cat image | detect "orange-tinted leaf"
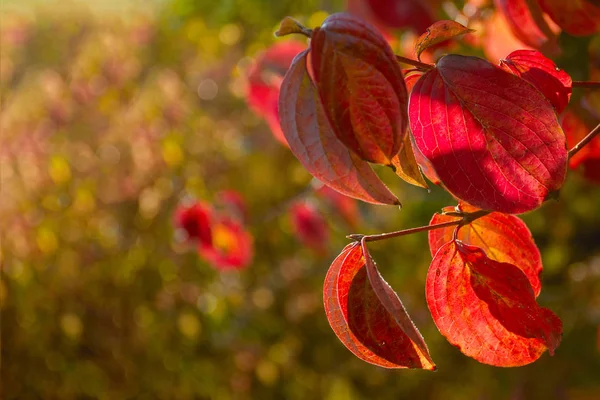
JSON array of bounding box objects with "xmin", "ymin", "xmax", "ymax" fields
[
  {"xmin": 482, "ymin": 10, "xmax": 534, "ymax": 63},
  {"xmin": 538, "ymin": 0, "xmax": 600, "ymax": 36},
  {"xmin": 409, "ymin": 54, "xmax": 567, "ymax": 214},
  {"xmin": 415, "ymin": 20, "xmax": 473, "ymax": 61},
  {"xmin": 493, "ymin": 0, "xmax": 559, "ymax": 51},
  {"xmin": 310, "ymin": 13, "xmax": 408, "ymax": 165},
  {"xmin": 324, "ymin": 242, "xmax": 435, "ymax": 369},
  {"xmin": 198, "ymin": 216, "xmax": 253, "ymax": 271},
  {"xmin": 390, "ymin": 133, "xmax": 428, "ymax": 189},
  {"xmin": 429, "ymin": 205, "xmax": 543, "ymax": 296},
  {"xmin": 404, "ymin": 70, "xmax": 423, "ymax": 93},
  {"xmin": 279, "ymin": 50, "xmax": 400, "ymax": 205},
  {"xmin": 290, "ymin": 202, "xmax": 329, "ymax": 254},
  {"xmin": 500, "ymin": 50, "xmax": 572, "ymax": 113},
  {"xmin": 427, "ymin": 241, "xmax": 562, "ymax": 367},
  {"xmin": 562, "ymin": 111, "xmax": 600, "ymax": 184},
  {"xmin": 246, "ymin": 41, "xmax": 306, "ymax": 146}
]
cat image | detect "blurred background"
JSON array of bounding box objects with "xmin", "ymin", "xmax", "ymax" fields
[{"xmin": 1, "ymin": 0, "xmax": 600, "ymax": 399}]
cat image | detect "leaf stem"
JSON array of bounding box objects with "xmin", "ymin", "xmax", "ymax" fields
[
  {"xmin": 347, "ymin": 220, "xmax": 461, "ymax": 243},
  {"xmin": 568, "ymin": 123, "xmax": 600, "ymax": 159},
  {"xmin": 395, "ymin": 55, "xmax": 434, "ymax": 71},
  {"xmin": 572, "ymin": 81, "xmax": 600, "ymax": 89}
]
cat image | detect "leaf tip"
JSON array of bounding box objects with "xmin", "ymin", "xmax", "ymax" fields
[{"xmin": 275, "ymin": 17, "xmax": 312, "ymax": 38}]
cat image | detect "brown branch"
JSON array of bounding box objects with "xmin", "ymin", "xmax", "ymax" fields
[
  {"xmin": 568, "ymin": 123, "xmax": 600, "ymax": 159},
  {"xmin": 572, "ymin": 81, "xmax": 600, "ymax": 89},
  {"xmin": 395, "ymin": 55, "xmax": 434, "ymax": 71}
]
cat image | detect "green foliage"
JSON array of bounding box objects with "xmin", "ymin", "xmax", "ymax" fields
[{"xmin": 1, "ymin": 0, "xmax": 600, "ymax": 399}]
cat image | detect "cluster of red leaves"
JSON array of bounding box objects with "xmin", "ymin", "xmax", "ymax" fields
[
  {"xmin": 268, "ymin": 8, "xmax": 598, "ymax": 370},
  {"xmin": 175, "ymin": 192, "xmax": 253, "ymax": 270}
]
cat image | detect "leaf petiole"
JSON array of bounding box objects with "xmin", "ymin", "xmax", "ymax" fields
[
  {"xmin": 571, "ymin": 81, "xmax": 600, "ymax": 89},
  {"xmin": 568, "ymin": 123, "xmax": 600, "ymax": 159},
  {"xmin": 395, "ymin": 55, "xmax": 434, "ymax": 71}
]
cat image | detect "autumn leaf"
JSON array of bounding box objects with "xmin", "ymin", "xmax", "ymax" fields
[
  {"xmin": 246, "ymin": 41, "xmax": 306, "ymax": 146},
  {"xmin": 175, "ymin": 202, "xmax": 213, "ymax": 246},
  {"xmin": 310, "ymin": 12, "xmax": 408, "ymax": 165},
  {"xmin": 428, "ymin": 204, "xmax": 543, "ymax": 296},
  {"xmin": 279, "ymin": 49, "xmax": 400, "ymax": 205},
  {"xmin": 390, "ymin": 133, "xmax": 429, "ymax": 189},
  {"xmin": 493, "ymin": 0, "xmax": 559, "ymax": 52},
  {"xmin": 415, "ymin": 20, "xmax": 473, "ymax": 61},
  {"xmin": 500, "ymin": 50, "xmax": 572, "ymax": 113},
  {"xmin": 538, "ymin": 0, "xmax": 600, "ymax": 36},
  {"xmin": 427, "ymin": 241, "xmax": 562, "ymax": 367},
  {"xmin": 198, "ymin": 216, "xmax": 253, "ymax": 271},
  {"xmin": 324, "ymin": 242, "xmax": 436, "ymax": 369},
  {"xmin": 562, "ymin": 111, "xmax": 600, "ymax": 184},
  {"xmin": 289, "ymin": 202, "xmax": 329, "ymax": 254},
  {"xmin": 409, "ymin": 54, "xmax": 567, "ymax": 214}
]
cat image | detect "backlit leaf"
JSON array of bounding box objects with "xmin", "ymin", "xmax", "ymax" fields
[
  {"xmin": 500, "ymin": 50, "xmax": 572, "ymax": 113},
  {"xmin": 310, "ymin": 12, "xmax": 408, "ymax": 165},
  {"xmin": 428, "ymin": 204, "xmax": 543, "ymax": 296},
  {"xmin": 415, "ymin": 20, "xmax": 473, "ymax": 61},
  {"xmin": 427, "ymin": 241, "xmax": 562, "ymax": 367},
  {"xmin": 279, "ymin": 50, "xmax": 400, "ymax": 205},
  {"xmin": 538, "ymin": 0, "xmax": 600, "ymax": 36},
  {"xmin": 409, "ymin": 54, "xmax": 567, "ymax": 214},
  {"xmin": 324, "ymin": 242, "xmax": 436, "ymax": 369},
  {"xmin": 493, "ymin": 0, "xmax": 559, "ymax": 51},
  {"xmin": 390, "ymin": 133, "xmax": 428, "ymax": 189}
]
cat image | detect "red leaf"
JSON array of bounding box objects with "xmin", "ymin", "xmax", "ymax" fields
[
  {"xmin": 279, "ymin": 50, "xmax": 400, "ymax": 205},
  {"xmin": 428, "ymin": 204, "xmax": 543, "ymax": 296},
  {"xmin": 409, "ymin": 54, "xmax": 567, "ymax": 214},
  {"xmin": 538, "ymin": 0, "xmax": 600, "ymax": 36},
  {"xmin": 290, "ymin": 202, "xmax": 329, "ymax": 254},
  {"xmin": 500, "ymin": 50, "xmax": 572, "ymax": 113},
  {"xmin": 246, "ymin": 41, "xmax": 307, "ymax": 146},
  {"xmin": 175, "ymin": 202, "xmax": 213, "ymax": 246},
  {"xmin": 427, "ymin": 241, "xmax": 562, "ymax": 367},
  {"xmin": 364, "ymin": 0, "xmax": 435, "ymax": 33},
  {"xmin": 324, "ymin": 242, "xmax": 436, "ymax": 369},
  {"xmin": 493, "ymin": 0, "xmax": 559, "ymax": 51},
  {"xmin": 198, "ymin": 216, "xmax": 253, "ymax": 271},
  {"xmin": 562, "ymin": 111, "xmax": 600, "ymax": 184},
  {"xmin": 310, "ymin": 13, "xmax": 408, "ymax": 165},
  {"xmin": 415, "ymin": 20, "xmax": 474, "ymax": 61},
  {"xmin": 317, "ymin": 185, "xmax": 360, "ymax": 229}
]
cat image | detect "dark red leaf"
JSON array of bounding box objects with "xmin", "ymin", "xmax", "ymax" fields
[
  {"xmin": 364, "ymin": 0, "xmax": 435, "ymax": 33},
  {"xmin": 290, "ymin": 202, "xmax": 329, "ymax": 254},
  {"xmin": 429, "ymin": 204, "xmax": 543, "ymax": 296},
  {"xmin": 493, "ymin": 0, "xmax": 559, "ymax": 51},
  {"xmin": 324, "ymin": 242, "xmax": 436, "ymax": 369},
  {"xmin": 279, "ymin": 49, "xmax": 400, "ymax": 205},
  {"xmin": 538, "ymin": 0, "xmax": 600, "ymax": 36},
  {"xmin": 310, "ymin": 13, "xmax": 408, "ymax": 165},
  {"xmin": 409, "ymin": 54, "xmax": 567, "ymax": 214},
  {"xmin": 415, "ymin": 20, "xmax": 473, "ymax": 61},
  {"xmin": 427, "ymin": 241, "xmax": 562, "ymax": 367},
  {"xmin": 500, "ymin": 50, "xmax": 572, "ymax": 113},
  {"xmin": 175, "ymin": 202, "xmax": 213, "ymax": 246}
]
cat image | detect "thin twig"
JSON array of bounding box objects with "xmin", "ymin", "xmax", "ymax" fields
[
  {"xmin": 568, "ymin": 123, "xmax": 600, "ymax": 159},
  {"xmin": 572, "ymin": 81, "xmax": 600, "ymax": 89},
  {"xmin": 347, "ymin": 220, "xmax": 462, "ymax": 243},
  {"xmin": 395, "ymin": 55, "xmax": 434, "ymax": 71}
]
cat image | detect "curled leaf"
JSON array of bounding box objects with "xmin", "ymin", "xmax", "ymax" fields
[
  {"xmin": 390, "ymin": 132, "xmax": 428, "ymax": 189},
  {"xmin": 409, "ymin": 54, "xmax": 567, "ymax": 214},
  {"xmin": 275, "ymin": 17, "xmax": 313, "ymax": 38},
  {"xmin": 500, "ymin": 50, "xmax": 572, "ymax": 113},
  {"xmin": 427, "ymin": 241, "xmax": 562, "ymax": 367},
  {"xmin": 324, "ymin": 242, "xmax": 435, "ymax": 369},
  {"xmin": 415, "ymin": 20, "xmax": 473, "ymax": 61},
  {"xmin": 279, "ymin": 50, "xmax": 400, "ymax": 205},
  {"xmin": 429, "ymin": 204, "xmax": 543, "ymax": 296},
  {"xmin": 310, "ymin": 12, "xmax": 408, "ymax": 165}
]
